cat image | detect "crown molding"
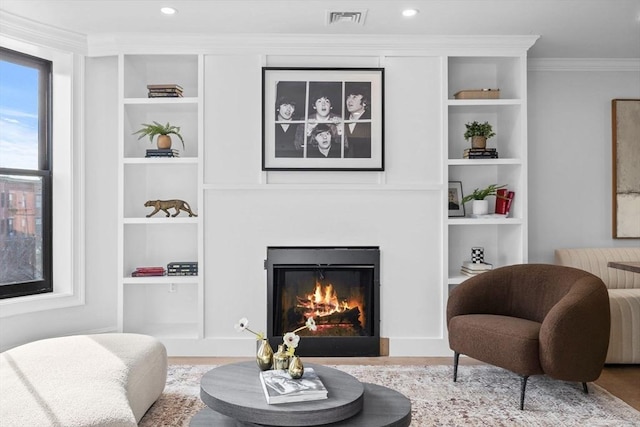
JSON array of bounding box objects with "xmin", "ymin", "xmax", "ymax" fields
[
  {"xmin": 87, "ymin": 33, "xmax": 540, "ymax": 57},
  {"xmin": 1, "ymin": 16, "xmax": 634, "ymax": 72},
  {"xmin": 529, "ymin": 58, "xmax": 640, "ymax": 72},
  {"xmin": 0, "ymin": 11, "xmax": 87, "ymax": 54}
]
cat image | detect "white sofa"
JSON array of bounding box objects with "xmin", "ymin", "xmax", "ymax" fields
[
  {"xmin": 0, "ymin": 333, "xmax": 167, "ymax": 426},
  {"xmin": 555, "ymin": 247, "xmax": 640, "ymax": 364}
]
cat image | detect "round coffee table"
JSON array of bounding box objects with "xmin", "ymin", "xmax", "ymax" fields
[{"xmin": 190, "ymin": 361, "xmax": 411, "ymax": 427}]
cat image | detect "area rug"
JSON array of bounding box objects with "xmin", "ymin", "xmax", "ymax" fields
[{"xmin": 139, "ymin": 364, "xmax": 639, "ymax": 426}]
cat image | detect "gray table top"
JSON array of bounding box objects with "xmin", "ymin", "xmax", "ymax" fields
[
  {"xmin": 199, "ymin": 361, "xmax": 365, "ymax": 426},
  {"xmin": 192, "ymin": 382, "xmax": 411, "ymax": 427},
  {"xmin": 608, "ymin": 261, "xmax": 640, "ymax": 274}
]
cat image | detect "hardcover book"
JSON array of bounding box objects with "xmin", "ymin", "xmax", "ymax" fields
[
  {"xmin": 460, "ymin": 269, "xmax": 487, "ymax": 277},
  {"xmin": 167, "ymin": 262, "xmax": 198, "ymax": 268},
  {"xmin": 462, "ymin": 261, "xmax": 493, "ymax": 271},
  {"xmin": 147, "ymin": 84, "xmax": 184, "ymax": 91},
  {"xmin": 259, "ymin": 368, "xmax": 328, "ymax": 404},
  {"xmin": 146, "ymin": 149, "xmax": 180, "ymax": 158},
  {"xmin": 131, "ymin": 266, "xmax": 166, "ymax": 277},
  {"xmin": 148, "ymin": 92, "xmax": 183, "ymax": 98}
]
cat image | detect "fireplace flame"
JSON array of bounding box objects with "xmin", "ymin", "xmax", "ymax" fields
[{"xmin": 296, "ymin": 281, "xmax": 361, "ymax": 324}]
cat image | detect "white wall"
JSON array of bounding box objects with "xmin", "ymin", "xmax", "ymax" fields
[
  {"xmin": 0, "ymin": 56, "xmax": 119, "ymax": 351},
  {"xmin": 201, "ymin": 54, "xmax": 447, "ymax": 356},
  {"xmin": 528, "ymin": 60, "xmax": 640, "ymax": 263}
]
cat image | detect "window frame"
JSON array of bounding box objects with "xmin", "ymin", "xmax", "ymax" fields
[
  {"xmin": 0, "ymin": 46, "xmax": 53, "ymax": 299},
  {"xmin": 0, "ymin": 32, "xmax": 85, "ymax": 318}
]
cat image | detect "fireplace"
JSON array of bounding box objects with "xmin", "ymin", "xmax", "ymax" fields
[{"xmin": 265, "ymin": 247, "xmax": 380, "ymax": 357}]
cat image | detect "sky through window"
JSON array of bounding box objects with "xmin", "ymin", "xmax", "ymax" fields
[{"xmin": 0, "ymin": 60, "xmax": 39, "ymax": 170}]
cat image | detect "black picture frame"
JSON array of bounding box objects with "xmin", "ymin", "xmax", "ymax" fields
[
  {"xmin": 448, "ymin": 181, "xmax": 465, "ymax": 217},
  {"xmin": 262, "ymin": 67, "xmax": 384, "ymax": 171}
]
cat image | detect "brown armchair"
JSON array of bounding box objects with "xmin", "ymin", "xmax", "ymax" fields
[{"xmin": 447, "ymin": 264, "xmax": 610, "ymax": 410}]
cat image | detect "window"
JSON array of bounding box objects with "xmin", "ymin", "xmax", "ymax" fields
[{"xmin": 0, "ymin": 47, "xmax": 52, "ymax": 299}]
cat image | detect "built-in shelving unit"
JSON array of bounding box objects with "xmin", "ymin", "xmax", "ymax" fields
[
  {"xmin": 446, "ymin": 55, "xmax": 529, "ymax": 288},
  {"xmin": 111, "ymin": 38, "xmax": 534, "ymax": 357},
  {"xmin": 117, "ymin": 54, "xmax": 204, "ymax": 347}
]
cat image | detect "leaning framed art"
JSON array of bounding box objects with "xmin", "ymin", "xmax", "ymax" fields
[
  {"xmin": 448, "ymin": 181, "xmax": 465, "ymax": 217},
  {"xmin": 262, "ymin": 67, "xmax": 384, "ymax": 171},
  {"xmin": 612, "ymin": 99, "xmax": 640, "ymax": 238}
]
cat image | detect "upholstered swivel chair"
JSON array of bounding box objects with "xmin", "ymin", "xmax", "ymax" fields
[{"xmin": 447, "ymin": 264, "xmax": 610, "ymax": 410}]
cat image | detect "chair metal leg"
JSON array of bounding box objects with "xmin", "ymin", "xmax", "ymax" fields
[
  {"xmin": 582, "ymin": 382, "xmax": 589, "ymax": 394},
  {"xmin": 520, "ymin": 375, "xmax": 529, "ymax": 410},
  {"xmin": 453, "ymin": 352, "xmax": 460, "ymax": 382}
]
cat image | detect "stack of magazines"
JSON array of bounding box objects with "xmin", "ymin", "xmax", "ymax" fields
[{"xmin": 259, "ymin": 368, "xmax": 328, "ymax": 404}]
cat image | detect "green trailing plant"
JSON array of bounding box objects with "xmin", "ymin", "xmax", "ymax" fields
[
  {"xmin": 464, "ymin": 121, "xmax": 496, "ymax": 140},
  {"xmin": 461, "ymin": 184, "xmax": 507, "ymax": 204},
  {"xmin": 133, "ymin": 121, "xmax": 185, "ymax": 149}
]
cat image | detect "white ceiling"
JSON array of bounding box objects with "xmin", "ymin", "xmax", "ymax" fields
[{"xmin": 1, "ymin": 0, "xmax": 639, "ymax": 58}]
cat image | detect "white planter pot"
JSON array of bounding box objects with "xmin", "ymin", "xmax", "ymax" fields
[{"xmin": 472, "ymin": 200, "xmax": 489, "ymax": 215}]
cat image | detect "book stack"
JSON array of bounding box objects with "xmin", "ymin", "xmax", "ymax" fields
[
  {"xmin": 460, "ymin": 261, "xmax": 493, "ymax": 277},
  {"xmin": 259, "ymin": 368, "xmax": 328, "ymax": 404},
  {"xmin": 167, "ymin": 262, "xmax": 198, "ymax": 276},
  {"xmin": 146, "ymin": 148, "xmax": 180, "ymax": 158},
  {"xmin": 463, "ymin": 148, "xmax": 499, "ymax": 159},
  {"xmin": 147, "ymin": 84, "xmax": 183, "ymax": 98},
  {"xmin": 131, "ymin": 266, "xmax": 166, "ymax": 277}
]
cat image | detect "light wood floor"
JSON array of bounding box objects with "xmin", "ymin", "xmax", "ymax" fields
[{"xmin": 169, "ymin": 357, "xmax": 640, "ymax": 411}]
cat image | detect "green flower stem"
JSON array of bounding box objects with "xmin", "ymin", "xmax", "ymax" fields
[{"xmin": 245, "ymin": 327, "xmax": 264, "ymax": 340}]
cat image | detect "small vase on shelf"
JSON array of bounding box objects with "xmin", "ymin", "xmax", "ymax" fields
[
  {"xmin": 256, "ymin": 339, "xmax": 273, "ymax": 371},
  {"xmin": 288, "ymin": 355, "xmax": 304, "ymax": 379}
]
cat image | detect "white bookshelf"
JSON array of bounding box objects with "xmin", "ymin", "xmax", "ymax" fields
[
  {"xmin": 117, "ymin": 54, "xmax": 204, "ymax": 340},
  {"xmin": 446, "ymin": 55, "xmax": 529, "ymax": 287}
]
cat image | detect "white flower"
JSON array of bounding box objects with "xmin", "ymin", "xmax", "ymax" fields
[
  {"xmin": 305, "ymin": 317, "xmax": 317, "ymax": 332},
  {"xmin": 283, "ymin": 332, "xmax": 300, "ymax": 349},
  {"xmin": 234, "ymin": 317, "xmax": 264, "ymax": 340},
  {"xmin": 235, "ymin": 317, "xmax": 249, "ymax": 332}
]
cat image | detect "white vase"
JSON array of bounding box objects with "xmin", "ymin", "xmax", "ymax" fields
[{"xmin": 472, "ymin": 200, "xmax": 489, "ymax": 215}]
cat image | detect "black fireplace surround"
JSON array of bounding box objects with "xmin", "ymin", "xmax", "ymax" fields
[{"xmin": 265, "ymin": 246, "xmax": 380, "ymax": 357}]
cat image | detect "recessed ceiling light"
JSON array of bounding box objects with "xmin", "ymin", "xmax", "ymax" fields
[
  {"xmin": 160, "ymin": 7, "xmax": 177, "ymax": 15},
  {"xmin": 402, "ymin": 9, "xmax": 419, "ymax": 17}
]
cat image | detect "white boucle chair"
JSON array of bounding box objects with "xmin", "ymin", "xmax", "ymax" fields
[
  {"xmin": 0, "ymin": 333, "xmax": 167, "ymax": 427},
  {"xmin": 555, "ymin": 247, "xmax": 640, "ymax": 364}
]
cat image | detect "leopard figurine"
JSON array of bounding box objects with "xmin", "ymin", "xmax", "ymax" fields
[{"xmin": 144, "ymin": 199, "xmax": 198, "ymax": 217}]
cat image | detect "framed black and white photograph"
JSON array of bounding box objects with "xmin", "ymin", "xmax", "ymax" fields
[
  {"xmin": 262, "ymin": 67, "xmax": 384, "ymax": 171},
  {"xmin": 448, "ymin": 181, "xmax": 465, "ymax": 217}
]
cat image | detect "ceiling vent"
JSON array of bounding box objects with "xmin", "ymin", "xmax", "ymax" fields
[{"xmin": 326, "ymin": 10, "xmax": 368, "ymax": 26}]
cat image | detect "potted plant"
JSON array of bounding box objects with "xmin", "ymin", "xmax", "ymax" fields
[
  {"xmin": 461, "ymin": 183, "xmax": 506, "ymax": 215},
  {"xmin": 133, "ymin": 121, "xmax": 185, "ymax": 150},
  {"xmin": 464, "ymin": 121, "xmax": 496, "ymax": 149}
]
